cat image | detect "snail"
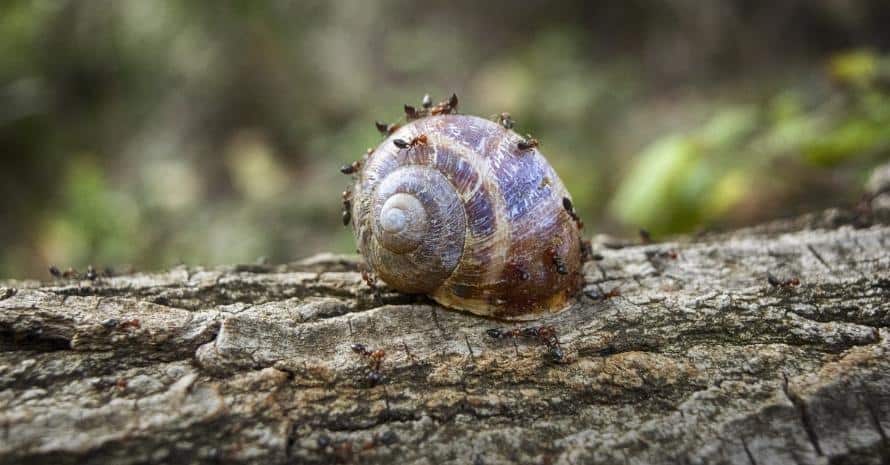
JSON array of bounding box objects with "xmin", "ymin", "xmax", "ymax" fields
[{"xmin": 342, "ymin": 94, "xmax": 585, "ymax": 320}]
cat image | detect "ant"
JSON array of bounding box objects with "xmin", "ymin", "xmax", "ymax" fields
[
  {"xmin": 49, "ymin": 265, "xmax": 81, "ymax": 279},
  {"xmin": 585, "ymin": 286, "xmax": 621, "ymax": 301},
  {"xmin": 767, "ymin": 272, "xmax": 800, "ymax": 288},
  {"xmin": 645, "ymin": 249, "xmax": 679, "ymax": 261},
  {"xmin": 118, "ymin": 318, "xmax": 141, "ymax": 331},
  {"xmin": 84, "ymin": 265, "xmax": 97, "ymax": 281},
  {"xmin": 375, "ymin": 121, "xmax": 400, "ymax": 136},
  {"xmin": 376, "ymin": 94, "xmax": 458, "ymax": 136},
  {"xmin": 491, "ymin": 112, "xmax": 514, "ymax": 129},
  {"xmin": 531, "ymin": 325, "xmax": 564, "ymax": 362},
  {"xmin": 351, "ymin": 343, "xmax": 386, "ymax": 386},
  {"xmin": 517, "ymin": 135, "xmax": 539, "ymax": 151},
  {"xmin": 580, "ymin": 239, "xmax": 594, "ymax": 262},
  {"xmin": 341, "ymin": 189, "xmax": 352, "ymax": 226},
  {"xmin": 546, "ymin": 246, "xmax": 569, "ymax": 275},
  {"xmin": 430, "ymin": 93, "xmax": 458, "ymax": 116},
  {"xmin": 562, "ymin": 197, "xmax": 584, "ymax": 229},
  {"xmin": 404, "ymin": 104, "xmax": 419, "ymax": 120},
  {"xmin": 359, "ymin": 264, "xmax": 378, "ymax": 291},
  {"xmin": 405, "ymin": 94, "xmax": 458, "ymax": 120},
  {"xmin": 61, "ymin": 267, "xmax": 78, "ymax": 279},
  {"xmin": 486, "ymin": 325, "xmax": 566, "ymax": 363},
  {"xmin": 339, "ymin": 160, "xmax": 362, "ymax": 175},
  {"xmin": 393, "ymin": 134, "xmax": 428, "ymax": 150}
]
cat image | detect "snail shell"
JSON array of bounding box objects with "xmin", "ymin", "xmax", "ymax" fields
[{"xmin": 351, "ymin": 114, "xmax": 582, "ymax": 320}]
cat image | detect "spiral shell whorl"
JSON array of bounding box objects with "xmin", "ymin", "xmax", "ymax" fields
[
  {"xmin": 353, "ymin": 114, "xmax": 582, "ymax": 319},
  {"xmin": 377, "ymin": 193, "xmax": 426, "ymax": 253},
  {"xmin": 360, "ymin": 162, "xmax": 467, "ymax": 294}
]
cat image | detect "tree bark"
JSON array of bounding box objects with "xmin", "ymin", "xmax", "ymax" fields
[{"xmin": 2, "ymin": 167, "xmax": 889, "ymax": 465}]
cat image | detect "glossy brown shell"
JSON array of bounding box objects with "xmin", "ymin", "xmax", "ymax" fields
[{"xmin": 351, "ymin": 114, "xmax": 582, "ymax": 320}]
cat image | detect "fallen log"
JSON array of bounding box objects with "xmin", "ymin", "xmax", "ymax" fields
[{"xmin": 1, "ymin": 165, "xmax": 889, "ymax": 465}]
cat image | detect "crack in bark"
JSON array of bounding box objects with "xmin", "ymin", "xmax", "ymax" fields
[
  {"xmin": 45, "ymin": 279, "xmax": 414, "ymax": 314},
  {"xmin": 782, "ymin": 373, "xmax": 824, "ymax": 457},
  {"xmin": 0, "ymin": 329, "xmax": 71, "ymax": 353},
  {"xmin": 863, "ymin": 397, "xmax": 890, "ymax": 465},
  {"xmin": 741, "ymin": 436, "xmax": 759, "ymax": 465}
]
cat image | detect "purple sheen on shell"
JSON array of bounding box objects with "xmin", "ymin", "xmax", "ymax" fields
[{"xmin": 352, "ymin": 114, "xmax": 582, "ymax": 320}]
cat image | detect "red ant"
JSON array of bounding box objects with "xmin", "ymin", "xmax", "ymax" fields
[
  {"xmin": 393, "ymin": 134, "xmax": 428, "ymax": 149},
  {"xmin": 351, "ymin": 343, "xmax": 386, "ymax": 385},
  {"xmin": 486, "ymin": 325, "xmax": 566, "ymax": 363},
  {"xmin": 767, "ymin": 272, "xmax": 800, "ymax": 288},
  {"xmin": 430, "ymin": 93, "xmax": 458, "ymax": 116},
  {"xmin": 585, "ymin": 286, "xmax": 621, "ymax": 301},
  {"xmin": 517, "ymin": 135, "xmax": 539, "ymax": 151}
]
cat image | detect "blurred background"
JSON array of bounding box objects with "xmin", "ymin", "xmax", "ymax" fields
[{"xmin": 2, "ymin": 0, "xmax": 890, "ymax": 278}]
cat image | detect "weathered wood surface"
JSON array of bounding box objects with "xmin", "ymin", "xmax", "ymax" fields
[{"xmin": 1, "ymin": 168, "xmax": 889, "ymax": 465}]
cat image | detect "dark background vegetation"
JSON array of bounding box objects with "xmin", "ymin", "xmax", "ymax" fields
[{"xmin": 2, "ymin": 0, "xmax": 889, "ymax": 278}]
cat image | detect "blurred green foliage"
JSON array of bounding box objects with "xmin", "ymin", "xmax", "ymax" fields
[
  {"xmin": 1, "ymin": 1, "xmax": 889, "ymax": 277},
  {"xmin": 612, "ymin": 50, "xmax": 890, "ymax": 232}
]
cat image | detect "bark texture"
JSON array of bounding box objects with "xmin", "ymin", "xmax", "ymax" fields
[{"xmin": 2, "ymin": 168, "xmax": 890, "ymax": 465}]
